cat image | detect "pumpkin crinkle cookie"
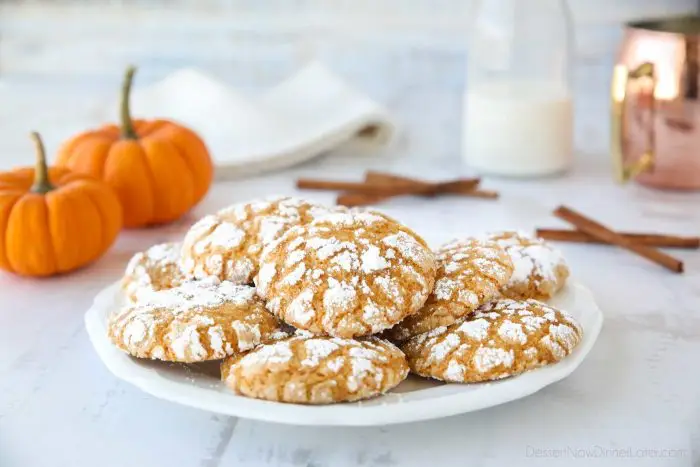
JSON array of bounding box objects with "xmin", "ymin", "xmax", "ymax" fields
[
  {"xmin": 386, "ymin": 238, "xmax": 513, "ymax": 342},
  {"xmin": 255, "ymin": 210, "xmax": 437, "ymax": 338},
  {"xmin": 122, "ymin": 242, "xmax": 186, "ymax": 303},
  {"xmin": 221, "ymin": 335, "xmax": 409, "ymax": 404},
  {"xmin": 108, "ymin": 279, "xmax": 284, "ymax": 362},
  {"xmin": 401, "ymin": 298, "xmax": 583, "ymax": 383},
  {"xmin": 481, "ymin": 231, "xmax": 569, "ymax": 300},
  {"xmin": 181, "ymin": 196, "xmax": 338, "ymax": 285}
]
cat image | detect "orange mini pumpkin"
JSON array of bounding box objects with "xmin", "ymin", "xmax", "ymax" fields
[
  {"xmin": 56, "ymin": 66, "xmax": 213, "ymax": 228},
  {"xmin": 0, "ymin": 132, "xmax": 123, "ymax": 277}
]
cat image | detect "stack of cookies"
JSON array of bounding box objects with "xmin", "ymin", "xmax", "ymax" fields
[{"xmin": 109, "ymin": 196, "xmax": 583, "ymax": 405}]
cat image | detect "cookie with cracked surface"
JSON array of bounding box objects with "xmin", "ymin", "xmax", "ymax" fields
[
  {"xmin": 181, "ymin": 196, "xmax": 337, "ymax": 285},
  {"xmin": 108, "ymin": 280, "xmax": 284, "ymax": 362},
  {"xmin": 255, "ymin": 210, "xmax": 437, "ymax": 338},
  {"xmin": 386, "ymin": 238, "xmax": 513, "ymax": 342},
  {"xmin": 482, "ymin": 231, "xmax": 569, "ymax": 300},
  {"xmin": 122, "ymin": 242, "xmax": 187, "ymax": 303},
  {"xmin": 401, "ymin": 298, "xmax": 583, "ymax": 383},
  {"xmin": 221, "ymin": 335, "xmax": 409, "ymax": 404}
]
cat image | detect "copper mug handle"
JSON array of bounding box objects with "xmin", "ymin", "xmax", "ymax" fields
[{"xmin": 611, "ymin": 62, "xmax": 656, "ymax": 183}]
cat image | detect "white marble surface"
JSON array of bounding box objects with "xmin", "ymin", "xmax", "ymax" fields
[{"xmin": 1, "ymin": 155, "xmax": 700, "ymax": 466}]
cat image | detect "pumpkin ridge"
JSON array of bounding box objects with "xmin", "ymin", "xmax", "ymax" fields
[
  {"xmin": 154, "ymin": 134, "xmax": 197, "ymax": 208},
  {"xmin": 49, "ymin": 167, "xmax": 90, "ymax": 187},
  {"xmin": 80, "ymin": 183, "xmax": 110, "ymax": 259},
  {"xmin": 141, "ymin": 138, "xmax": 195, "ymax": 224},
  {"xmin": 150, "ymin": 127, "xmax": 196, "ymax": 176},
  {"xmin": 6, "ymin": 195, "xmax": 58, "ymax": 275},
  {"xmin": 56, "ymin": 183, "xmax": 107, "ymax": 270},
  {"xmin": 71, "ymin": 136, "xmax": 114, "ymax": 180},
  {"xmin": 39, "ymin": 195, "xmax": 62, "ymax": 275},
  {"xmin": 143, "ymin": 120, "xmax": 175, "ymax": 137},
  {"xmin": 79, "ymin": 188, "xmax": 106, "ymax": 265},
  {"xmin": 136, "ymin": 120, "xmax": 169, "ymax": 138},
  {"xmin": 129, "ymin": 139, "xmax": 158, "ymax": 225},
  {"xmin": 150, "ymin": 124, "xmax": 212, "ymax": 204},
  {"xmin": 0, "ymin": 171, "xmax": 32, "ymax": 189},
  {"xmin": 75, "ymin": 178, "xmax": 122, "ymax": 257},
  {"xmin": 136, "ymin": 141, "xmax": 160, "ymax": 225},
  {"xmin": 46, "ymin": 188, "xmax": 80, "ymax": 273},
  {"xmin": 0, "ymin": 187, "xmax": 27, "ymax": 196},
  {"xmin": 103, "ymin": 140, "xmax": 156, "ymax": 228},
  {"xmin": 3, "ymin": 194, "xmax": 26, "ymax": 273},
  {"xmin": 56, "ymin": 132, "xmax": 99, "ymax": 169},
  {"xmin": 0, "ymin": 193, "xmax": 22, "ymax": 271}
]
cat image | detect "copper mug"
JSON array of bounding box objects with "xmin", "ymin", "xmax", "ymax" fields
[{"xmin": 612, "ymin": 16, "xmax": 700, "ymax": 190}]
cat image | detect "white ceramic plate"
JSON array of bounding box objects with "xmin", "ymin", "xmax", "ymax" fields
[{"xmin": 85, "ymin": 280, "xmax": 603, "ymax": 426}]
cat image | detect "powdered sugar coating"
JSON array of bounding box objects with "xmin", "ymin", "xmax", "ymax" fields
[
  {"xmin": 255, "ymin": 210, "xmax": 437, "ymax": 338},
  {"xmin": 401, "ymin": 298, "xmax": 583, "ymax": 383},
  {"xmin": 387, "ymin": 238, "xmax": 513, "ymax": 342},
  {"xmin": 122, "ymin": 242, "xmax": 187, "ymax": 303},
  {"xmin": 221, "ymin": 335, "xmax": 408, "ymax": 404},
  {"xmin": 108, "ymin": 280, "xmax": 284, "ymax": 362},
  {"xmin": 181, "ymin": 196, "xmax": 339, "ymax": 285},
  {"xmin": 481, "ymin": 231, "xmax": 569, "ymax": 300}
]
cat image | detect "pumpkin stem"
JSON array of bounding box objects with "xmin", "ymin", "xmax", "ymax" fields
[
  {"xmin": 30, "ymin": 132, "xmax": 55, "ymax": 194},
  {"xmin": 120, "ymin": 65, "xmax": 138, "ymax": 140}
]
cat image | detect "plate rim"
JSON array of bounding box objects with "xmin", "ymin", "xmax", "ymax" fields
[{"xmin": 85, "ymin": 280, "xmax": 604, "ymax": 426}]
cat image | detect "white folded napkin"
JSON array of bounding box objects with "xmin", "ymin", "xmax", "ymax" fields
[{"xmin": 102, "ymin": 61, "xmax": 396, "ymax": 179}]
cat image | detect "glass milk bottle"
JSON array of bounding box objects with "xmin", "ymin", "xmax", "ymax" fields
[{"xmin": 463, "ymin": 0, "xmax": 574, "ymax": 177}]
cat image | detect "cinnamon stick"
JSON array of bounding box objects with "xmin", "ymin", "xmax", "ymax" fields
[
  {"xmin": 336, "ymin": 187, "xmax": 499, "ymax": 206},
  {"xmin": 342, "ymin": 171, "xmax": 433, "ymax": 206},
  {"xmin": 296, "ymin": 179, "xmax": 405, "ymax": 195},
  {"xmin": 365, "ymin": 171, "xmax": 482, "ymax": 195},
  {"xmin": 536, "ymin": 228, "xmax": 700, "ymax": 249},
  {"xmin": 336, "ymin": 171, "xmax": 496, "ymax": 206},
  {"xmin": 457, "ymin": 189, "xmax": 500, "ymax": 199},
  {"xmin": 336, "ymin": 192, "xmax": 389, "ymax": 207},
  {"xmin": 553, "ymin": 206, "xmax": 684, "ymax": 273},
  {"xmin": 296, "ymin": 178, "xmax": 478, "ymax": 197}
]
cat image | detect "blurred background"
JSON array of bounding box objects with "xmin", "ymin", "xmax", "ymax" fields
[{"xmin": 0, "ymin": 0, "xmax": 698, "ymax": 166}]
